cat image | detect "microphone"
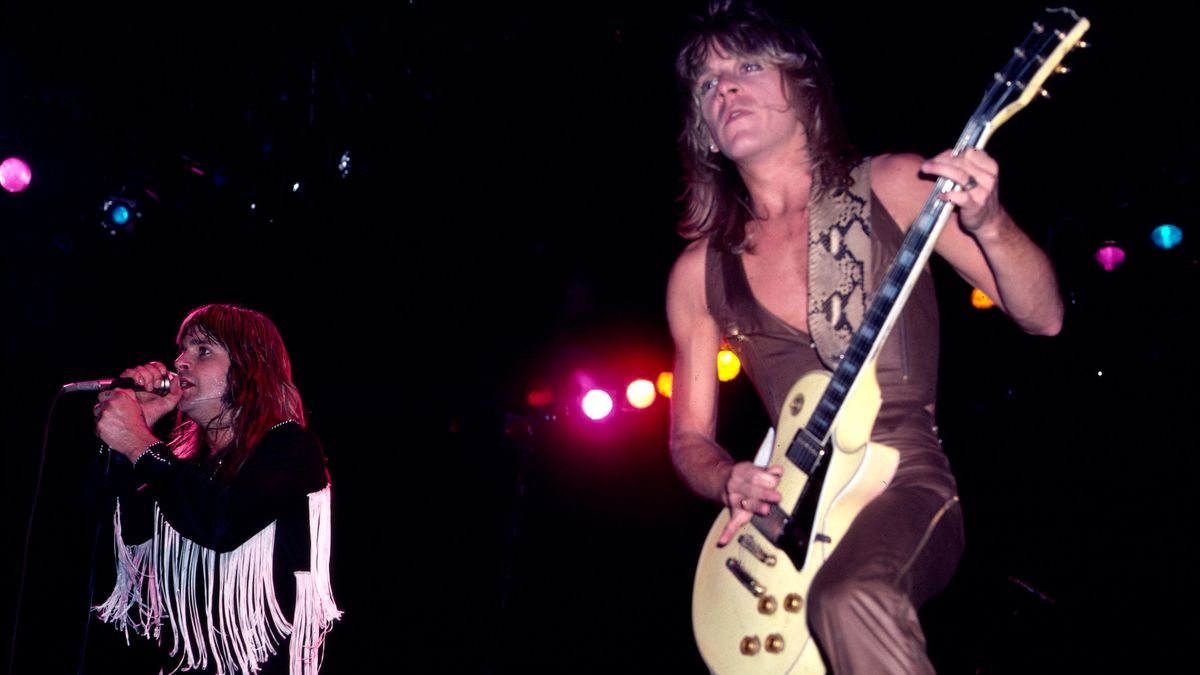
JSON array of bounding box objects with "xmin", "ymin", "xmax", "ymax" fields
[{"xmin": 61, "ymin": 373, "xmax": 173, "ymax": 395}]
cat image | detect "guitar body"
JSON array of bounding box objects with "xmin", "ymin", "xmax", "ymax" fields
[{"xmin": 692, "ymin": 364, "xmax": 899, "ymax": 675}]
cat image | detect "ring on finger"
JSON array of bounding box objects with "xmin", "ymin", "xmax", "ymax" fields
[{"xmin": 963, "ymin": 175, "xmax": 978, "ymax": 191}]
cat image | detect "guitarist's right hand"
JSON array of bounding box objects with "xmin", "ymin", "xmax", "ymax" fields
[{"xmin": 718, "ymin": 462, "xmax": 784, "ymax": 546}]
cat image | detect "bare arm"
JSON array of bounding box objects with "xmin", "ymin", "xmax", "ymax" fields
[
  {"xmin": 667, "ymin": 240, "xmax": 729, "ymax": 501},
  {"xmin": 873, "ymin": 151, "xmax": 1064, "ymax": 336},
  {"xmin": 667, "ymin": 240, "xmax": 782, "ymax": 545}
]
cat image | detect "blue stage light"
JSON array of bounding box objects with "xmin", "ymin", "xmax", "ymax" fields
[
  {"xmin": 101, "ymin": 196, "xmax": 139, "ymax": 234},
  {"xmin": 1150, "ymin": 224, "xmax": 1183, "ymax": 250}
]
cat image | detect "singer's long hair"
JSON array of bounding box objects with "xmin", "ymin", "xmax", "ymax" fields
[
  {"xmin": 169, "ymin": 304, "xmax": 306, "ymax": 483},
  {"xmin": 675, "ymin": 0, "xmax": 858, "ymax": 252}
]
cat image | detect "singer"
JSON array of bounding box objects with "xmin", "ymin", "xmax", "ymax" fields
[{"xmin": 91, "ymin": 303, "xmax": 340, "ymax": 674}]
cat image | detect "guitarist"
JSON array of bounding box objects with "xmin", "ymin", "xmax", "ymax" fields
[{"xmin": 666, "ymin": 2, "xmax": 1063, "ymax": 672}]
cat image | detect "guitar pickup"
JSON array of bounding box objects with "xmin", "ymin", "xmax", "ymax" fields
[
  {"xmin": 751, "ymin": 505, "xmax": 790, "ymax": 543},
  {"xmin": 737, "ymin": 534, "xmax": 777, "ymax": 566},
  {"xmin": 725, "ymin": 558, "xmax": 766, "ymax": 597}
]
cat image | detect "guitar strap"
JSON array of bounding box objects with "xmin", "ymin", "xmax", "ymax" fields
[{"xmin": 806, "ymin": 159, "xmax": 872, "ymax": 368}]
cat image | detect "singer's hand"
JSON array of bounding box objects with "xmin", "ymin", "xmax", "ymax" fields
[
  {"xmin": 119, "ymin": 361, "xmax": 182, "ymax": 426},
  {"xmin": 94, "ymin": 388, "xmax": 161, "ymax": 460}
]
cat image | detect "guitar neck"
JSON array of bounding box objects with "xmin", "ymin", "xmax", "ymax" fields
[
  {"xmin": 783, "ymin": 8, "xmax": 1089, "ymax": 471},
  {"xmin": 787, "ymin": 119, "xmax": 990, "ymax": 469}
]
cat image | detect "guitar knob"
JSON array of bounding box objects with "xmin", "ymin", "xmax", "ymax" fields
[
  {"xmin": 765, "ymin": 634, "xmax": 785, "ymax": 654},
  {"xmin": 740, "ymin": 636, "xmax": 761, "ymax": 655},
  {"xmin": 758, "ymin": 595, "xmax": 778, "ymax": 615},
  {"xmin": 784, "ymin": 593, "xmax": 804, "ymax": 612}
]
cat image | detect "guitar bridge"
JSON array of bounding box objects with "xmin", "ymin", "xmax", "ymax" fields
[{"xmin": 724, "ymin": 559, "xmax": 765, "ymax": 597}]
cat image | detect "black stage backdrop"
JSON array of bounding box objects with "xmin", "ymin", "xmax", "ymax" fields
[{"xmin": 2, "ymin": 2, "xmax": 1194, "ymax": 673}]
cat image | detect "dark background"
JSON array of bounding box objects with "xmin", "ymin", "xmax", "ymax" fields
[{"xmin": 2, "ymin": 1, "xmax": 1194, "ymax": 673}]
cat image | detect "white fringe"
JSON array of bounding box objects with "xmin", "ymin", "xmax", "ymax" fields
[
  {"xmin": 159, "ymin": 518, "xmax": 211, "ymax": 671},
  {"xmin": 290, "ymin": 486, "xmax": 342, "ymax": 675},
  {"xmin": 97, "ymin": 485, "xmax": 340, "ymax": 674},
  {"xmin": 95, "ymin": 500, "xmax": 161, "ymax": 642},
  {"xmin": 214, "ymin": 521, "xmax": 284, "ymax": 674}
]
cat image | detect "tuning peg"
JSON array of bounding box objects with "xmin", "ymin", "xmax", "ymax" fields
[
  {"xmin": 1039, "ymin": 89, "xmax": 1051, "ymax": 99},
  {"xmin": 1055, "ymin": 65, "xmax": 1071, "ymax": 75},
  {"xmin": 1075, "ymin": 40, "xmax": 1090, "ymax": 49}
]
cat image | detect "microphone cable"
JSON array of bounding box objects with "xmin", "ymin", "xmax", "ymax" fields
[
  {"xmin": 7, "ymin": 389, "xmax": 61, "ymax": 675},
  {"xmin": 7, "ymin": 390, "xmax": 115, "ymax": 675}
]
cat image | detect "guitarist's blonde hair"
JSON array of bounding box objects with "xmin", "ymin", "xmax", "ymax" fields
[{"xmin": 675, "ymin": 0, "xmax": 859, "ymax": 252}]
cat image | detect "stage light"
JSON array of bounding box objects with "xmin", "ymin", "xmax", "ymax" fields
[
  {"xmin": 717, "ymin": 349, "xmax": 741, "ymax": 382},
  {"xmin": 1151, "ymin": 224, "xmax": 1182, "ymax": 250},
  {"xmin": 182, "ymin": 155, "xmax": 206, "ymax": 177},
  {"xmin": 626, "ymin": 379, "xmax": 656, "ymax": 410},
  {"xmin": 1093, "ymin": 242, "xmax": 1126, "ymax": 271},
  {"xmin": 970, "ymin": 288, "xmax": 995, "ymax": 309},
  {"xmin": 527, "ymin": 386, "xmax": 553, "ymax": 409},
  {"xmin": 581, "ymin": 389, "xmax": 614, "ymax": 420},
  {"xmin": 0, "ymin": 157, "xmax": 32, "ymax": 193},
  {"xmin": 656, "ymin": 372, "xmax": 673, "ymax": 399},
  {"xmin": 101, "ymin": 196, "xmax": 140, "ymax": 235}
]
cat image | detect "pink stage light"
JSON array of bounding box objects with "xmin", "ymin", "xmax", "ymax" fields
[
  {"xmin": 1093, "ymin": 243, "xmax": 1126, "ymax": 272},
  {"xmin": 0, "ymin": 157, "xmax": 32, "ymax": 193}
]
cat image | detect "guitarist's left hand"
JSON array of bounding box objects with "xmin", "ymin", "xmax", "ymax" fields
[
  {"xmin": 913, "ymin": 148, "xmax": 1063, "ymax": 336},
  {"xmin": 718, "ymin": 462, "xmax": 784, "ymax": 546},
  {"xmin": 922, "ymin": 148, "xmax": 1004, "ymax": 232}
]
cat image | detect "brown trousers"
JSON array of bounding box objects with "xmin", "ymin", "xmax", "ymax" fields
[{"xmin": 807, "ymin": 485, "xmax": 964, "ymax": 674}]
